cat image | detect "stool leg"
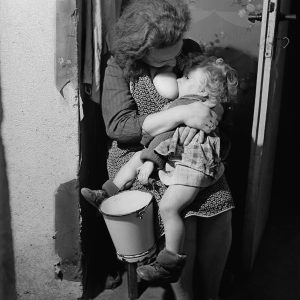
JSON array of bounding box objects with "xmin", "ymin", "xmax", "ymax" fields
[{"xmin": 127, "ymin": 263, "xmax": 139, "ymax": 300}]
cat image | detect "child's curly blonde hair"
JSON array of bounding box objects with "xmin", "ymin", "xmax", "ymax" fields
[{"xmin": 183, "ymin": 54, "xmax": 239, "ymax": 103}]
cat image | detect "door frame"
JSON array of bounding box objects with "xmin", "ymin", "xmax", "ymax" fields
[{"xmin": 242, "ymin": 0, "xmax": 291, "ymax": 271}]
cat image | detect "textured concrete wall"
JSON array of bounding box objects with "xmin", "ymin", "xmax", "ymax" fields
[{"xmin": 0, "ymin": 1, "xmax": 81, "ymax": 299}]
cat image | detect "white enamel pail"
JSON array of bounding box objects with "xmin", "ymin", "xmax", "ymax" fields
[{"xmin": 99, "ymin": 190, "xmax": 156, "ymax": 263}]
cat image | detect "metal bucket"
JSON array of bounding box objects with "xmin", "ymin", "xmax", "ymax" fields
[{"xmin": 100, "ymin": 190, "xmax": 156, "ymax": 263}]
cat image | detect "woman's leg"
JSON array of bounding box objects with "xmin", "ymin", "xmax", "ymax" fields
[
  {"xmin": 196, "ymin": 210, "xmax": 232, "ymax": 300},
  {"xmin": 171, "ymin": 217, "xmax": 197, "ymax": 300}
]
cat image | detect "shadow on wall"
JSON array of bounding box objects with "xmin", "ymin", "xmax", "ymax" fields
[
  {"xmin": 0, "ymin": 78, "xmax": 17, "ymax": 299},
  {"xmin": 78, "ymin": 87, "xmax": 122, "ymax": 299},
  {"xmin": 54, "ymin": 179, "xmax": 82, "ymax": 282}
]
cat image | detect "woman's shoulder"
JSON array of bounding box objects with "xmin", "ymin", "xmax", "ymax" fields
[{"xmin": 105, "ymin": 56, "xmax": 128, "ymax": 80}]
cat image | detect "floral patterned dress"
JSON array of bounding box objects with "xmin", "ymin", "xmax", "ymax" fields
[{"xmin": 106, "ymin": 73, "xmax": 234, "ymax": 236}]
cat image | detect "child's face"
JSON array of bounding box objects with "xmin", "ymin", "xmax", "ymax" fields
[{"xmin": 177, "ymin": 67, "xmax": 207, "ymax": 97}]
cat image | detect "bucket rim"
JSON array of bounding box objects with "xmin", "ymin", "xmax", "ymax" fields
[
  {"xmin": 116, "ymin": 243, "xmax": 157, "ymax": 262},
  {"xmin": 99, "ymin": 192, "xmax": 153, "ymax": 217}
]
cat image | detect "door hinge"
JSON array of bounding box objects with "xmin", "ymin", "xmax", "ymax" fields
[{"xmin": 269, "ymin": 1, "xmax": 275, "ymax": 13}]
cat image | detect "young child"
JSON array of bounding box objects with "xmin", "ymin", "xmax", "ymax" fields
[{"xmin": 81, "ymin": 55, "xmax": 238, "ymax": 283}]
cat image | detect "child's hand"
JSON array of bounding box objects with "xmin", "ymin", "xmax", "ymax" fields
[{"xmin": 137, "ymin": 161, "xmax": 155, "ymax": 185}]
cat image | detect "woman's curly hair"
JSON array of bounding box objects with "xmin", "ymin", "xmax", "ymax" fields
[
  {"xmin": 111, "ymin": 0, "xmax": 191, "ymax": 80},
  {"xmin": 183, "ymin": 54, "xmax": 239, "ymax": 103}
]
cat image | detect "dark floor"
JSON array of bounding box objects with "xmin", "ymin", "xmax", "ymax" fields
[{"xmin": 227, "ymin": 215, "xmax": 300, "ymax": 300}]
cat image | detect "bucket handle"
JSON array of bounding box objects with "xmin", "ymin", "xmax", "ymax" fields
[
  {"xmin": 136, "ymin": 200, "xmax": 152, "ymax": 219},
  {"xmin": 136, "ymin": 207, "xmax": 146, "ymax": 219}
]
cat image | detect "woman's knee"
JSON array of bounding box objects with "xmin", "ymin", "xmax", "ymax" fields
[
  {"xmin": 184, "ymin": 217, "xmax": 197, "ymax": 245},
  {"xmin": 217, "ymin": 210, "xmax": 232, "ymax": 238},
  {"xmin": 214, "ymin": 210, "xmax": 232, "ymax": 225},
  {"xmin": 196, "ymin": 210, "xmax": 232, "ymax": 253},
  {"xmin": 199, "ymin": 210, "xmax": 232, "ymax": 233},
  {"xmin": 219, "ymin": 209, "xmax": 232, "ymax": 225}
]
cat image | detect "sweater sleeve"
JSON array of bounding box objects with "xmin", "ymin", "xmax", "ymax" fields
[
  {"xmin": 101, "ymin": 57, "xmax": 147, "ymax": 144},
  {"xmin": 140, "ymin": 131, "xmax": 174, "ymax": 169}
]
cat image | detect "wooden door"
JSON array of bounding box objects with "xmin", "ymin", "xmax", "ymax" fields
[{"xmin": 242, "ymin": 0, "xmax": 295, "ymax": 271}]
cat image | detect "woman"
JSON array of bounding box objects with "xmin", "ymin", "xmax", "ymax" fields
[{"xmin": 87, "ymin": 1, "xmax": 234, "ymax": 299}]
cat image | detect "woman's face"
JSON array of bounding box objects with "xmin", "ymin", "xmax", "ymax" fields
[
  {"xmin": 177, "ymin": 67, "xmax": 207, "ymax": 97},
  {"xmin": 143, "ymin": 39, "xmax": 183, "ymax": 68}
]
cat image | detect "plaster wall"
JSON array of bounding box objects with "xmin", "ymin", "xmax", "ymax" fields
[{"xmin": 0, "ymin": 0, "xmax": 81, "ymax": 299}]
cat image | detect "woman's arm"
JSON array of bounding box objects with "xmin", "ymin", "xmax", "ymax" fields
[
  {"xmin": 101, "ymin": 57, "xmax": 147, "ymax": 144},
  {"xmin": 142, "ymin": 100, "xmax": 219, "ymax": 137},
  {"xmin": 102, "ymin": 57, "xmax": 220, "ymax": 144},
  {"xmin": 102, "ymin": 57, "xmax": 187, "ymax": 144},
  {"xmin": 143, "ymin": 39, "xmax": 221, "ymax": 139}
]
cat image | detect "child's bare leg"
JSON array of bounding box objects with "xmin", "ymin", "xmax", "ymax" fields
[
  {"xmin": 113, "ymin": 151, "xmax": 143, "ymax": 190},
  {"xmin": 136, "ymin": 185, "xmax": 200, "ymax": 283},
  {"xmin": 160, "ymin": 185, "xmax": 199, "ymax": 254},
  {"xmin": 81, "ymin": 151, "xmax": 143, "ymax": 208}
]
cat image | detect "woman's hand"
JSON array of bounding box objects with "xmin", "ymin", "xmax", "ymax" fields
[
  {"xmin": 178, "ymin": 126, "xmax": 206, "ymax": 145},
  {"xmin": 178, "ymin": 126, "xmax": 199, "ymax": 145},
  {"xmin": 182, "ymin": 101, "xmax": 219, "ymax": 133}
]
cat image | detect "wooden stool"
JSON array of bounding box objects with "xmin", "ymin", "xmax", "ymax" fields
[
  {"xmin": 127, "ymin": 263, "xmax": 139, "ymax": 300},
  {"xmin": 99, "ymin": 191, "xmax": 156, "ymax": 299}
]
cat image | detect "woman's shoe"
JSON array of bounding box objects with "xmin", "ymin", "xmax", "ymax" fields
[
  {"xmin": 104, "ymin": 270, "xmax": 122, "ymax": 290},
  {"xmin": 80, "ymin": 188, "xmax": 108, "ymax": 209}
]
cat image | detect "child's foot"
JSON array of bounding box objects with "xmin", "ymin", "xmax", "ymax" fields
[
  {"xmin": 136, "ymin": 249, "xmax": 186, "ymax": 283},
  {"xmin": 81, "ymin": 188, "xmax": 108, "ymax": 209}
]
